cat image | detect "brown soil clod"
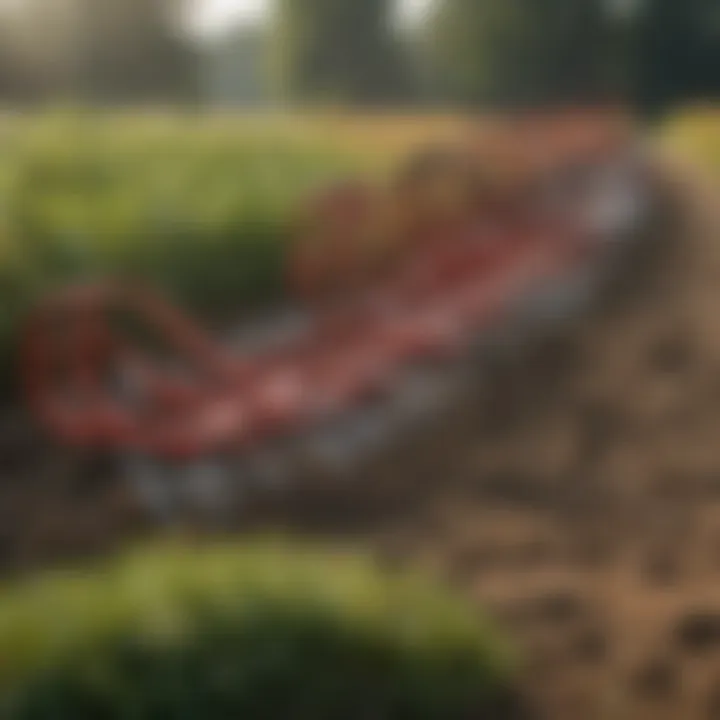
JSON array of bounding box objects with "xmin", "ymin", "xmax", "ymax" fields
[
  {"xmin": 571, "ymin": 626, "xmax": 609, "ymax": 664},
  {"xmin": 675, "ymin": 611, "xmax": 720, "ymax": 654},
  {"xmin": 631, "ymin": 657, "xmax": 680, "ymax": 699},
  {"xmin": 528, "ymin": 590, "xmax": 589, "ymax": 625},
  {"xmin": 643, "ymin": 547, "xmax": 683, "ymax": 588}
]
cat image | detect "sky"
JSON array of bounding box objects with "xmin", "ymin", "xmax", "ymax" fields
[
  {"xmin": 193, "ymin": 0, "xmax": 434, "ymax": 36},
  {"xmin": 195, "ymin": 0, "xmax": 265, "ymax": 34}
]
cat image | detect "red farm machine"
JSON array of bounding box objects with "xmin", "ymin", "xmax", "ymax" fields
[{"xmin": 21, "ymin": 108, "xmax": 658, "ymax": 518}]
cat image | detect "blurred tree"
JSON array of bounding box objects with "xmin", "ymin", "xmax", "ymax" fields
[
  {"xmin": 426, "ymin": 0, "xmax": 618, "ymax": 107},
  {"xmin": 204, "ymin": 24, "xmax": 269, "ymax": 107},
  {"xmin": 77, "ymin": 0, "xmax": 200, "ymax": 104},
  {"xmin": 0, "ymin": 0, "xmax": 78, "ymax": 102},
  {"xmin": 0, "ymin": 0, "xmax": 199, "ymax": 104},
  {"xmin": 634, "ymin": 0, "xmax": 720, "ymax": 117},
  {"xmin": 272, "ymin": 0, "xmax": 413, "ymax": 105},
  {"xmin": 0, "ymin": 32, "xmax": 27, "ymax": 101}
]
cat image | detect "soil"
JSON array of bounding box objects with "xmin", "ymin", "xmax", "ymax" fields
[{"xmin": 1, "ymin": 158, "xmax": 719, "ymax": 719}]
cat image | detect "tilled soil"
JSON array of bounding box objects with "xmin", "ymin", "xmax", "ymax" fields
[{"xmin": 1, "ymin": 160, "xmax": 719, "ymax": 719}]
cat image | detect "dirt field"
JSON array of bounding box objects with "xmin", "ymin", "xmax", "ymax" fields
[{"xmin": 1, "ymin": 160, "xmax": 720, "ymax": 719}]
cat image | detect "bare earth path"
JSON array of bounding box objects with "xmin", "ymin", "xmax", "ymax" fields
[
  {"xmin": 1, "ymin": 159, "xmax": 720, "ymax": 719},
  {"xmin": 356, "ymin": 164, "xmax": 720, "ymax": 720}
]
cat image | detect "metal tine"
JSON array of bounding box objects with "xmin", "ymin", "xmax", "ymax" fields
[
  {"xmin": 240, "ymin": 438, "xmax": 304, "ymax": 491},
  {"xmin": 586, "ymin": 158, "xmax": 650, "ymax": 243},
  {"xmin": 179, "ymin": 459, "xmax": 236, "ymax": 519},
  {"xmin": 228, "ymin": 306, "xmax": 312, "ymax": 357},
  {"xmin": 393, "ymin": 362, "xmax": 472, "ymax": 420},
  {"xmin": 291, "ymin": 412, "xmax": 379, "ymax": 479},
  {"xmin": 304, "ymin": 405, "xmax": 405, "ymax": 477},
  {"xmin": 123, "ymin": 454, "xmax": 183, "ymax": 523},
  {"xmin": 519, "ymin": 271, "xmax": 599, "ymax": 331},
  {"xmin": 294, "ymin": 360, "xmax": 473, "ymax": 478},
  {"xmin": 127, "ymin": 453, "xmax": 254, "ymax": 523}
]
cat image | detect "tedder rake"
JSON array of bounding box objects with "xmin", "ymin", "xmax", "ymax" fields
[{"xmin": 21, "ymin": 109, "xmax": 657, "ymax": 519}]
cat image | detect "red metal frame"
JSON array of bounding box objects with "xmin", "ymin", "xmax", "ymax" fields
[
  {"xmin": 22, "ymin": 216, "xmax": 592, "ymax": 461},
  {"xmin": 22, "ymin": 110, "xmax": 642, "ymax": 463}
]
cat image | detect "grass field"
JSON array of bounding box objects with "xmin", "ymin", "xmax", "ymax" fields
[{"xmin": 660, "ymin": 106, "xmax": 720, "ymax": 175}]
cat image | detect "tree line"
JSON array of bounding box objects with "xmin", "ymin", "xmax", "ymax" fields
[
  {"xmin": 0, "ymin": 0, "xmax": 719, "ymax": 115},
  {"xmin": 0, "ymin": 0, "xmax": 198, "ymax": 104},
  {"xmin": 273, "ymin": 0, "xmax": 720, "ymax": 115}
]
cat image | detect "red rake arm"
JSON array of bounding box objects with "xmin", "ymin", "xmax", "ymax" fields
[{"xmin": 21, "ymin": 219, "xmax": 589, "ymax": 462}]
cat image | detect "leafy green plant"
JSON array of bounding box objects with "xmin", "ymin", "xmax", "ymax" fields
[{"xmin": 0, "ymin": 540, "xmax": 518, "ymax": 719}]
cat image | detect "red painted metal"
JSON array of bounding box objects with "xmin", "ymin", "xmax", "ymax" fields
[
  {"xmin": 22, "ymin": 214, "xmax": 593, "ymax": 461},
  {"xmin": 22, "ymin": 111, "xmax": 643, "ymax": 463}
]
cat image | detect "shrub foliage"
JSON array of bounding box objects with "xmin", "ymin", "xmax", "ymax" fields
[{"xmin": 0, "ymin": 540, "xmax": 515, "ymax": 719}]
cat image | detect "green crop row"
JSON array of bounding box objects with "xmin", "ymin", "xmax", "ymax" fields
[{"xmin": 0, "ymin": 113, "xmax": 372, "ymax": 310}]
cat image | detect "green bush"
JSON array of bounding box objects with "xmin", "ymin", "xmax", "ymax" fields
[{"xmin": 0, "ymin": 540, "xmax": 517, "ymax": 719}]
